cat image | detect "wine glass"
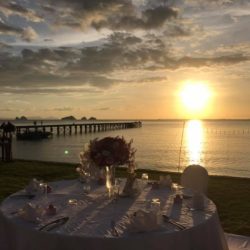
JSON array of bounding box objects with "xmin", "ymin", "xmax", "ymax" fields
[
  {"xmin": 141, "ymin": 173, "xmax": 149, "ymax": 188},
  {"xmin": 68, "ymin": 199, "xmax": 78, "ymax": 205}
]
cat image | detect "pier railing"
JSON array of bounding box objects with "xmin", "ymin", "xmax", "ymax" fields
[{"xmin": 15, "ymin": 121, "xmax": 142, "ymax": 136}]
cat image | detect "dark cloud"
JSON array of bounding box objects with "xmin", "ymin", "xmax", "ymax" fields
[
  {"xmin": 177, "ymin": 54, "xmax": 250, "ymax": 67},
  {"xmin": 0, "ymin": 2, "xmax": 43, "ymax": 22},
  {"xmin": 44, "ymin": 38, "xmax": 54, "ymax": 42},
  {"xmin": 94, "ymin": 107, "xmax": 110, "ymax": 111},
  {"xmin": 133, "ymin": 76, "xmax": 167, "ymax": 83},
  {"xmin": 40, "ymin": 0, "xmax": 178, "ymax": 31},
  {"xmin": 163, "ymin": 23, "xmax": 191, "ymax": 37},
  {"xmin": 0, "ymin": 21, "xmax": 22, "ymax": 35},
  {"xmin": 0, "ymin": 20, "xmax": 38, "ymax": 42},
  {"xmin": 0, "ymin": 41, "xmax": 11, "ymax": 49},
  {"xmin": 0, "ymin": 87, "xmax": 102, "ymax": 95},
  {"xmin": 0, "ymin": 32, "xmax": 249, "ymax": 95},
  {"xmin": 92, "ymin": 5, "xmax": 178, "ymax": 30}
]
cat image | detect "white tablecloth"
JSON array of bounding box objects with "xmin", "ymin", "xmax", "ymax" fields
[{"xmin": 0, "ymin": 179, "xmax": 229, "ymax": 250}]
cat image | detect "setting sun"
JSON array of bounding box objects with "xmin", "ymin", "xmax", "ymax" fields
[{"xmin": 179, "ymin": 81, "xmax": 212, "ymax": 115}]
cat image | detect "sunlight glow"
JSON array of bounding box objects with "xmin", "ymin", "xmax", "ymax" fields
[
  {"xmin": 186, "ymin": 120, "xmax": 204, "ymax": 164},
  {"xmin": 180, "ymin": 81, "xmax": 212, "ymax": 115}
]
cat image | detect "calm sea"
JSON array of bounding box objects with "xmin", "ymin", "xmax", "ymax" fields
[{"xmin": 4, "ymin": 120, "xmax": 250, "ymax": 178}]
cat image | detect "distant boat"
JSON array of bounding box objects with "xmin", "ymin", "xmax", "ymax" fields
[{"xmin": 16, "ymin": 131, "xmax": 53, "ymax": 140}]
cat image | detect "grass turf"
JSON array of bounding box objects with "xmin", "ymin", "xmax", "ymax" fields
[{"xmin": 0, "ymin": 160, "xmax": 249, "ymax": 236}]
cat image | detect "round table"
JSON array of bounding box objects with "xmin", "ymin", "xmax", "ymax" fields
[{"xmin": 0, "ymin": 179, "xmax": 229, "ymax": 250}]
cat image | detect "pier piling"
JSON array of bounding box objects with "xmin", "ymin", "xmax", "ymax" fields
[{"xmin": 15, "ymin": 121, "xmax": 142, "ymax": 137}]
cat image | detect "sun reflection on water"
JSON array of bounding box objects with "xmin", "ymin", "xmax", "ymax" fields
[{"xmin": 185, "ymin": 120, "xmax": 204, "ymax": 165}]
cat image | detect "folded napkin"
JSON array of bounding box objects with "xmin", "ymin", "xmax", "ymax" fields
[
  {"xmin": 128, "ymin": 209, "xmax": 162, "ymax": 233},
  {"xmin": 25, "ymin": 178, "xmax": 40, "ymax": 195},
  {"xmin": 20, "ymin": 203, "xmax": 44, "ymax": 223},
  {"xmin": 159, "ymin": 175, "xmax": 172, "ymax": 188}
]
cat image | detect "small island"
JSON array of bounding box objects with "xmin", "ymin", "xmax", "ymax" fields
[
  {"xmin": 61, "ymin": 116, "xmax": 77, "ymax": 121},
  {"xmin": 81, "ymin": 117, "xmax": 87, "ymax": 120},
  {"xmin": 89, "ymin": 117, "xmax": 97, "ymax": 121},
  {"xmin": 15, "ymin": 116, "xmax": 28, "ymax": 121}
]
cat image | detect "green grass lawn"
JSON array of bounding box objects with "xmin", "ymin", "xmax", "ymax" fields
[{"xmin": 0, "ymin": 160, "xmax": 250, "ymax": 236}]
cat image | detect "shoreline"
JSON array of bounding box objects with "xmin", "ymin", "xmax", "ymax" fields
[{"xmin": 13, "ymin": 158, "xmax": 250, "ymax": 180}]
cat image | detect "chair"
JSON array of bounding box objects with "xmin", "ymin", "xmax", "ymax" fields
[
  {"xmin": 226, "ymin": 233, "xmax": 250, "ymax": 250},
  {"xmin": 180, "ymin": 164, "xmax": 209, "ymax": 193}
]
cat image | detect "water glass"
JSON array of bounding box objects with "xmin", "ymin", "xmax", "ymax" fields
[
  {"xmin": 172, "ymin": 183, "xmax": 180, "ymax": 194},
  {"xmin": 39, "ymin": 182, "xmax": 48, "ymax": 196},
  {"xmin": 113, "ymin": 182, "xmax": 120, "ymax": 198},
  {"xmin": 150, "ymin": 198, "xmax": 161, "ymax": 213},
  {"xmin": 141, "ymin": 173, "xmax": 149, "ymax": 186},
  {"xmin": 68, "ymin": 199, "xmax": 78, "ymax": 205},
  {"xmin": 83, "ymin": 182, "xmax": 91, "ymax": 193}
]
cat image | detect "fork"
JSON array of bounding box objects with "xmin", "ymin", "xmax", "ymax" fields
[{"xmin": 110, "ymin": 220, "xmax": 119, "ymax": 237}]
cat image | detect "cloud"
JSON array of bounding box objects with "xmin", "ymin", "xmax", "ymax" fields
[
  {"xmin": 92, "ymin": 5, "xmax": 178, "ymax": 30},
  {"xmin": 40, "ymin": 0, "xmax": 178, "ymax": 31},
  {"xmin": 176, "ymin": 54, "xmax": 250, "ymax": 67},
  {"xmin": 44, "ymin": 38, "xmax": 54, "ymax": 42},
  {"xmin": 21, "ymin": 27, "xmax": 38, "ymax": 42},
  {"xmin": 94, "ymin": 107, "xmax": 110, "ymax": 111},
  {"xmin": 0, "ymin": 42, "xmax": 12, "ymax": 49},
  {"xmin": 0, "ymin": 20, "xmax": 22, "ymax": 35},
  {"xmin": 52, "ymin": 107, "xmax": 74, "ymax": 111},
  {"xmin": 0, "ymin": 2, "xmax": 43, "ymax": 22},
  {"xmin": 0, "ymin": 108, "xmax": 12, "ymax": 112},
  {"xmin": 0, "ymin": 86, "xmax": 102, "ymax": 95},
  {"xmin": 0, "ymin": 31, "xmax": 249, "ymax": 95},
  {"xmin": 0, "ymin": 20, "xmax": 38, "ymax": 42}
]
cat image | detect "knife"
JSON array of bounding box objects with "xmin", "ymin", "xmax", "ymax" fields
[
  {"xmin": 39, "ymin": 217, "xmax": 69, "ymax": 232},
  {"xmin": 162, "ymin": 215, "xmax": 186, "ymax": 230},
  {"xmin": 10, "ymin": 194, "xmax": 35, "ymax": 199}
]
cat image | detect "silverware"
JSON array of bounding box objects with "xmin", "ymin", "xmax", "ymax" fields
[
  {"xmin": 110, "ymin": 220, "xmax": 119, "ymax": 237},
  {"xmin": 39, "ymin": 217, "xmax": 69, "ymax": 232},
  {"xmin": 10, "ymin": 194, "xmax": 35, "ymax": 199},
  {"xmin": 162, "ymin": 215, "xmax": 186, "ymax": 230}
]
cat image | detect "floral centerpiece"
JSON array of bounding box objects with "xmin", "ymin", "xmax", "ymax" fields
[
  {"xmin": 78, "ymin": 137, "xmax": 136, "ymax": 191},
  {"xmin": 88, "ymin": 136, "xmax": 135, "ymax": 168}
]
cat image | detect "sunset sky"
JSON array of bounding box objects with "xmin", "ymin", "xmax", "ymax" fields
[{"xmin": 1, "ymin": 0, "xmax": 250, "ymax": 120}]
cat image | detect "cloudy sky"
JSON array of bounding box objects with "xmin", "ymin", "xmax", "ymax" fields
[{"xmin": 1, "ymin": 0, "xmax": 250, "ymax": 120}]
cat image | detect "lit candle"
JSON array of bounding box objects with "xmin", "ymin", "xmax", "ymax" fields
[{"xmin": 106, "ymin": 166, "xmax": 112, "ymax": 198}]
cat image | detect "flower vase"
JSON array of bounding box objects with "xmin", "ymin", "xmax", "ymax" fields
[{"xmin": 106, "ymin": 165, "xmax": 116, "ymax": 198}]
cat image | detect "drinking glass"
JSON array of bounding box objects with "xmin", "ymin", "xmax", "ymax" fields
[
  {"xmin": 83, "ymin": 181, "xmax": 91, "ymax": 194},
  {"xmin": 172, "ymin": 183, "xmax": 181, "ymax": 194},
  {"xmin": 141, "ymin": 173, "xmax": 149, "ymax": 186},
  {"xmin": 150, "ymin": 198, "xmax": 161, "ymax": 212},
  {"xmin": 82, "ymin": 169, "xmax": 91, "ymax": 193},
  {"xmin": 113, "ymin": 181, "xmax": 120, "ymax": 200},
  {"xmin": 68, "ymin": 199, "xmax": 78, "ymax": 205}
]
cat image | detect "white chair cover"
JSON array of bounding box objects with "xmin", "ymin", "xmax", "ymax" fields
[
  {"xmin": 181, "ymin": 164, "xmax": 209, "ymax": 193},
  {"xmin": 226, "ymin": 233, "xmax": 250, "ymax": 250}
]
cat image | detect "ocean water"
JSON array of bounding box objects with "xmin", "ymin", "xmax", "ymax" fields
[{"xmin": 6, "ymin": 120, "xmax": 250, "ymax": 178}]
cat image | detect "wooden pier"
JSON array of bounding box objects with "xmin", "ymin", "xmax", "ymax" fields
[{"xmin": 15, "ymin": 121, "xmax": 142, "ymax": 136}]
